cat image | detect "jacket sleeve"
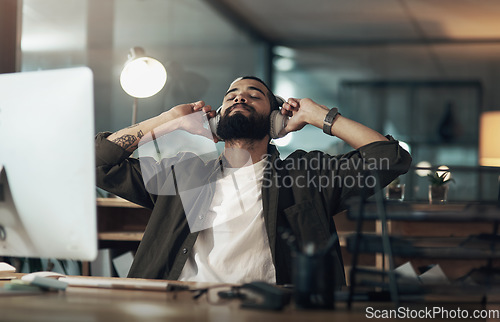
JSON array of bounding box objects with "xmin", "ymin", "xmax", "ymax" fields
[
  {"xmin": 286, "ymin": 135, "xmax": 411, "ymax": 213},
  {"xmin": 329, "ymin": 135, "xmax": 412, "ymax": 210},
  {"xmin": 95, "ymin": 132, "xmax": 156, "ymax": 209}
]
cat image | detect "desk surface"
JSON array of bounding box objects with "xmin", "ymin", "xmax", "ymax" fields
[
  {"xmin": 1, "ymin": 274, "xmax": 498, "ymax": 321},
  {"xmin": 0, "ymin": 274, "xmax": 359, "ymax": 322}
]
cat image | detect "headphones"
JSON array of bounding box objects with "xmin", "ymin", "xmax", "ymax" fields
[{"xmin": 208, "ymin": 96, "xmax": 289, "ymax": 140}]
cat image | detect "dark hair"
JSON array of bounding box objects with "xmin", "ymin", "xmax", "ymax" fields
[{"xmin": 233, "ymin": 76, "xmax": 279, "ymax": 111}]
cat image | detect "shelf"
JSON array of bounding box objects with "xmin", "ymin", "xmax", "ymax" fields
[
  {"xmin": 96, "ymin": 197, "xmax": 145, "ymax": 208},
  {"xmin": 96, "ymin": 198, "xmax": 152, "ymax": 246},
  {"xmin": 98, "ymin": 232, "xmax": 144, "ymax": 241},
  {"xmin": 346, "ymin": 233, "xmax": 500, "ymax": 260},
  {"xmin": 346, "ymin": 199, "xmax": 500, "ymax": 222}
]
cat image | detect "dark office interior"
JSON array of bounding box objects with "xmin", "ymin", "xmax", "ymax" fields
[{"xmin": 2, "ymin": 0, "xmax": 500, "ymax": 319}]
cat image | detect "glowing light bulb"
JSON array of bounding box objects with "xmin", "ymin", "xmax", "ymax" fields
[
  {"xmin": 436, "ymin": 165, "xmax": 451, "ymax": 181},
  {"xmin": 120, "ymin": 57, "xmax": 167, "ymax": 98},
  {"xmin": 415, "ymin": 161, "xmax": 432, "ymax": 177}
]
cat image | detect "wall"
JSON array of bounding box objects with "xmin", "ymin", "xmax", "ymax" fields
[
  {"xmin": 17, "ymin": 0, "xmax": 500, "ymax": 201},
  {"xmin": 274, "ymin": 43, "xmax": 500, "ymax": 200},
  {"xmin": 20, "ymin": 0, "xmax": 267, "ymax": 133}
]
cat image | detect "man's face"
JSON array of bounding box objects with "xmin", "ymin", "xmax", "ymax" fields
[
  {"xmin": 220, "ymin": 78, "xmax": 272, "ymax": 118},
  {"xmin": 217, "ymin": 78, "xmax": 273, "ymax": 141}
]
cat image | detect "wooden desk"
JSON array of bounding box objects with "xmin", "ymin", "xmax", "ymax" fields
[
  {"xmin": 0, "ymin": 275, "xmax": 372, "ymax": 322},
  {"xmin": 1, "ymin": 274, "xmax": 497, "ymax": 321}
]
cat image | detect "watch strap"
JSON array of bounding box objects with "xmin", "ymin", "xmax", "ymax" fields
[{"xmin": 322, "ymin": 107, "xmax": 340, "ymax": 135}]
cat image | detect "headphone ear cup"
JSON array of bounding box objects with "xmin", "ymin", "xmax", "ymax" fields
[
  {"xmin": 208, "ymin": 107, "xmax": 222, "ymax": 140},
  {"xmin": 275, "ymin": 96, "xmax": 286, "ymax": 108},
  {"xmin": 269, "ymin": 110, "xmax": 288, "ymax": 139}
]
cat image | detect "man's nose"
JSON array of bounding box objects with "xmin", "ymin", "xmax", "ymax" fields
[{"xmin": 234, "ymin": 95, "xmax": 247, "ymax": 103}]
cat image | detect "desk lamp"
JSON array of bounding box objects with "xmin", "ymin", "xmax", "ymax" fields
[
  {"xmin": 120, "ymin": 47, "xmax": 167, "ymax": 124},
  {"xmin": 479, "ymin": 111, "xmax": 500, "ymax": 202}
]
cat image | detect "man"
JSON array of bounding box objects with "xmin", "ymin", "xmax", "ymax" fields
[{"xmin": 95, "ymin": 76, "xmax": 412, "ymax": 287}]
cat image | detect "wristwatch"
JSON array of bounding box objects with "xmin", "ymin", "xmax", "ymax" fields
[{"xmin": 322, "ymin": 107, "xmax": 340, "ymax": 136}]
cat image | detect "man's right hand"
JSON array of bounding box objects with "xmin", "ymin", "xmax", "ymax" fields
[
  {"xmin": 158, "ymin": 101, "xmax": 218, "ymax": 142},
  {"xmin": 107, "ymin": 101, "xmax": 218, "ymax": 153},
  {"xmin": 169, "ymin": 101, "xmax": 215, "ymax": 119}
]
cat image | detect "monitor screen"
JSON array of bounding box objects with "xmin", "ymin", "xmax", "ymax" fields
[{"xmin": 0, "ymin": 67, "xmax": 97, "ymax": 261}]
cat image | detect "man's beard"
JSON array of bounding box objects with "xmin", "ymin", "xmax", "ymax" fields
[{"xmin": 217, "ymin": 104, "xmax": 270, "ymax": 141}]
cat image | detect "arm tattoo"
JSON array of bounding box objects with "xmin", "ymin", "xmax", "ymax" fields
[
  {"xmin": 111, "ymin": 129, "xmax": 145, "ymax": 151},
  {"xmin": 112, "ymin": 134, "xmax": 138, "ymax": 151}
]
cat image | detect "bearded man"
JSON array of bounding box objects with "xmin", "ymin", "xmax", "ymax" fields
[{"xmin": 95, "ymin": 76, "xmax": 411, "ymax": 287}]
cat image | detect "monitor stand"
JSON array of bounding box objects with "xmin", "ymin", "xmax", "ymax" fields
[{"xmin": 0, "ymin": 165, "xmax": 37, "ymax": 256}]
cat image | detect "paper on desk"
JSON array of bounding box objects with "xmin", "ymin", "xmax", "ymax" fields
[
  {"xmin": 394, "ymin": 262, "xmax": 449, "ymax": 285},
  {"xmin": 419, "ymin": 264, "xmax": 450, "ymax": 285},
  {"xmin": 113, "ymin": 251, "xmax": 134, "ymax": 278},
  {"xmin": 394, "ymin": 262, "xmax": 420, "ymax": 285}
]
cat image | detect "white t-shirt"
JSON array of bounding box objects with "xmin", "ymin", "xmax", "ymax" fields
[{"xmin": 178, "ymin": 158, "xmax": 276, "ymax": 284}]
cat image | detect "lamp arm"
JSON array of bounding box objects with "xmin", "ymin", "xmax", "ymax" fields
[{"xmin": 132, "ymin": 98, "xmax": 138, "ymax": 125}]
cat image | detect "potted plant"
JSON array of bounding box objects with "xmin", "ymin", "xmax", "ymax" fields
[{"xmin": 427, "ymin": 170, "xmax": 455, "ymax": 204}]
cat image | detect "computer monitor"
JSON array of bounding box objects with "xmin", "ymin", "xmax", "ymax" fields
[{"xmin": 0, "ymin": 67, "xmax": 97, "ymax": 261}]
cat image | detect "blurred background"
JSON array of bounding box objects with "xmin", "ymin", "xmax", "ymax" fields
[{"xmin": 1, "ymin": 0, "xmax": 499, "ymax": 201}]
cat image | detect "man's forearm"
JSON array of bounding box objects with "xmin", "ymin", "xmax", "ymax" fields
[
  {"xmin": 308, "ymin": 108, "xmax": 388, "ymax": 149},
  {"xmin": 106, "ymin": 110, "xmax": 174, "ymax": 153},
  {"xmin": 329, "ymin": 115, "xmax": 388, "ymax": 149},
  {"xmin": 283, "ymin": 98, "xmax": 389, "ymax": 150},
  {"xmin": 106, "ymin": 101, "xmax": 213, "ymax": 153}
]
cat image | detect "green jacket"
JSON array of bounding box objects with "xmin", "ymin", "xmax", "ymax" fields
[{"xmin": 95, "ymin": 132, "xmax": 411, "ymax": 286}]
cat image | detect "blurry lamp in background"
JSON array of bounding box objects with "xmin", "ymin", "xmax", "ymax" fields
[
  {"xmin": 479, "ymin": 111, "xmax": 500, "ymax": 201},
  {"xmin": 479, "ymin": 111, "xmax": 500, "ymax": 167},
  {"xmin": 274, "ymin": 57, "xmax": 295, "ymax": 72},
  {"xmin": 415, "ymin": 161, "xmax": 432, "ymax": 177},
  {"xmin": 120, "ymin": 47, "xmax": 167, "ymax": 124},
  {"xmin": 275, "ymin": 79, "xmax": 296, "ymax": 103},
  {"xmin": 415, "ymin": 162, "xmax": 451, "ymax": 181},
  {"xmin": 436, "ymin": 165, "xmax": 451, "ymax": 181}
]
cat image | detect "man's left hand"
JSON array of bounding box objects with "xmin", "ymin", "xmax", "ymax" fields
[{"xmin": 281, "ymin": 98, "xmax": 329, "ymax": 133}]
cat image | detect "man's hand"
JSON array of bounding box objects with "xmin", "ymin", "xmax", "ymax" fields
[
  {"xmin": 107, "ymin": 101, "xmax": 218, "ymax": 152},
  {"xmin": 156, "ymin": 101, "xmax": 218, "ymax": 142},
  {"xmin": 280, "ymin": 97, "xmax": 388, "ymax": 149},
  {"xmin": 281, "ymin": 98, "xmax": 329, "ymax": 133},
  {"xmin": 169, "ymin": 101, "xmax": 215, "ymax": 119}
]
